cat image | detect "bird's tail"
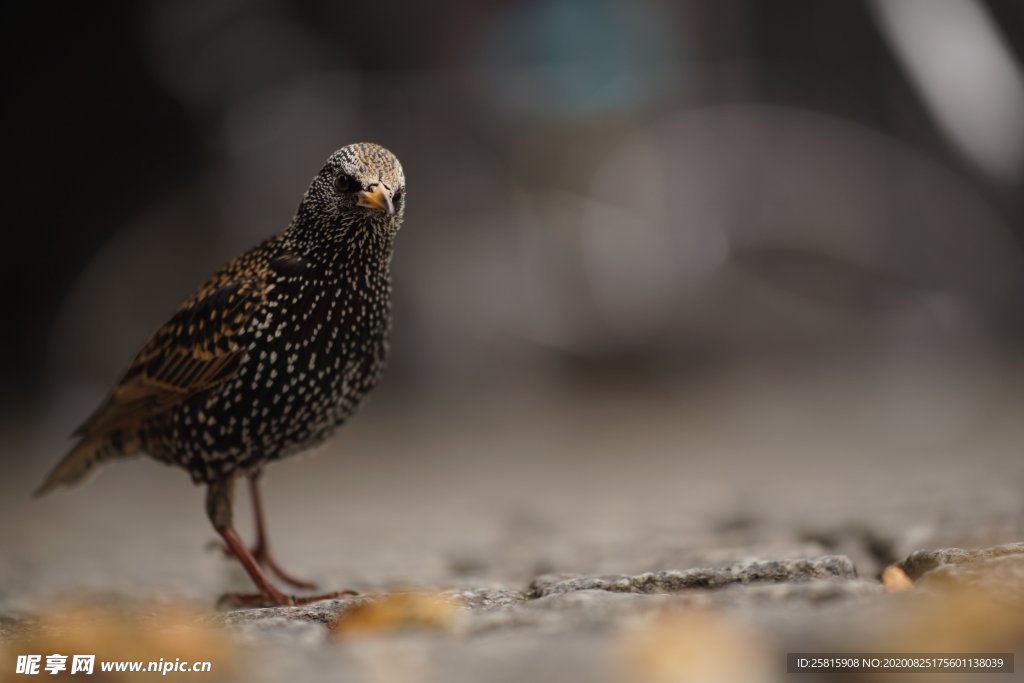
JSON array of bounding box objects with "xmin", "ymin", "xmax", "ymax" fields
[{"xmin": 34, "ymin": 433, "xmax": 139, "ymax": 498}]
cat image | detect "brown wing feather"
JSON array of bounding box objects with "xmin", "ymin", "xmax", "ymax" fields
[{"xmin": 74, "ymin": 257, "xmax": 271, "ymax": 440}]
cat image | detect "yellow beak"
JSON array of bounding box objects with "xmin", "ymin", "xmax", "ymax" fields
[{"xmin": 357, "ymin": 185, "xmax": 395, "ymax": 215}]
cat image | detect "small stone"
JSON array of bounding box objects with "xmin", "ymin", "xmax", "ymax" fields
[
  {"xmin": 225, "ymin": 615, "xmax": 327, "ymax": 646},
  {"xmin": 713, "ymin": 578, "xmax": 882, "ymax": 606},
  {"xmin": 922, "ymin": 556, "xmax": 1024, "ymax": 604},
  {"xmin": 897, "ymin": 543, "xmax": 1024, "ymax": 581},
  {"xmin": 446, "ymin": 587, "xmax": 526, "ymax": 611},
  {"xmin": 529, "ymin": 556, "xmax": 857, "ymax": 597},
  {"xmin": 217, "ymin": 597, "xmax": 359, "ymax": 627}
]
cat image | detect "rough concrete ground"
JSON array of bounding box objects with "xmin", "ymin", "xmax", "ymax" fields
[{"xmin": 2, "ymin": 373, "xmax": 1024, "ymax": 682}]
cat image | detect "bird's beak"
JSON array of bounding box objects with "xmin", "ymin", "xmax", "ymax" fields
[{"xmin": 357, "ymin": 185, "xmax": 395, "ymax": 215}]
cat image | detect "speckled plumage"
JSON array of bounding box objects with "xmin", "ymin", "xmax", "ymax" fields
[
  {"xmin": 39, "ymin": 142, "xmax": 405, "ymax": 491},
  {"xmin": 36, "ymin": 143, "xmax": 406, "ymax": 605}
]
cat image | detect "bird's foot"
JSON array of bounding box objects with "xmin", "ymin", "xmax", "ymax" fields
[
  {"xmin": 206, "ymin": 539, "xmax": 319, "ymax": 590},
  {"xmin": 218, "ymin": 589, "xmax": 358, "ymax": 608}
]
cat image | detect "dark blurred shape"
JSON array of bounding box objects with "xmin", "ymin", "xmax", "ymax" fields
[
  {"xmin": 1, "ymin": 1, "xmax": 199, "ymax": 407},
  {"xmin": 5, "ymin": 0, "xmax": 1024, "ymax": 434}
]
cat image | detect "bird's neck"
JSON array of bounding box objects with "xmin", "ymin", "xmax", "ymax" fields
[{"xmin": 282, "ymin": 216, "xmax": 395, "ymax": 278}]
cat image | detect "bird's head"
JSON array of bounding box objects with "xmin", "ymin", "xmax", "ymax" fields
[{"xmin": 298, "ymin": 142, "xmax": 406, "ymax": 242}]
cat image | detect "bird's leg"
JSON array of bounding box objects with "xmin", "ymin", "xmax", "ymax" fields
[
  {"xmin": 207, "ymin": 478, "xmax": 294, "ymax": 606},
  {"xmin": 247, "ymin": 473, "xmax": 318, "ymax": 590},
  {"xmin": 207, "ymin": 473, "xmax": 318, "ymax": 588},
  {"xmin": 208, "ymin": 478, "xmax": 358, "ymax": 608}
]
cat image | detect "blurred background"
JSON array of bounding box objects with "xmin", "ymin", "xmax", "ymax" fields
[{"xmin": 5, "ymin": 0, "xmax": 1024, "ymax": 611}]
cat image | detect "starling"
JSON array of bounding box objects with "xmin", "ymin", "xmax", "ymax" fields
[{"xmin": 35, "ymin": 142, "xmax": 407, "ymax": 606}]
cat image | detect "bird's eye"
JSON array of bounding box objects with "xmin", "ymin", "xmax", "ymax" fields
[
  {"xmin": 335, "ymin": 173, "xmax": 359, "ymax": 193},
  {"xmin": 393, "ymin": 188, "xmax": 404, "ymax": 204}
]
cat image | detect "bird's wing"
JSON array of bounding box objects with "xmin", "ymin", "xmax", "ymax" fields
[{"xmin": 73, "ymin": 257, "xmax": 271, "ymax": 440}]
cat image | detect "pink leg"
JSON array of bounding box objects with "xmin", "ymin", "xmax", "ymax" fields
[
  {"xmin": 207, "ymin": 478, "xmax": 355, "ymax": 607},
  {"xmin": 247, "ymin": 474, "xmax": 318, "ymax": 590}
]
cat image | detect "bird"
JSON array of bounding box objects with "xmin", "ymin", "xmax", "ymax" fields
[{"xmin": 35, "ymin": 142, "xmax": 407, "ymax": 606}]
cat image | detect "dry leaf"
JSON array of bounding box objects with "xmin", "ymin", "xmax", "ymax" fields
[
  {"xmin": 881, "ymin": 565, "xmax": 914, "ymax": 593},
  {"xmin": 0, "ymin": 599, "xmax": 236, "ymax": 682},
  {"xmin": 330, "ymin": 592, "xmax": 461, "ymax": 638},
  {"xmin": 616, "ymin": 607, "xmax": 774, "ymax": 683}
]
